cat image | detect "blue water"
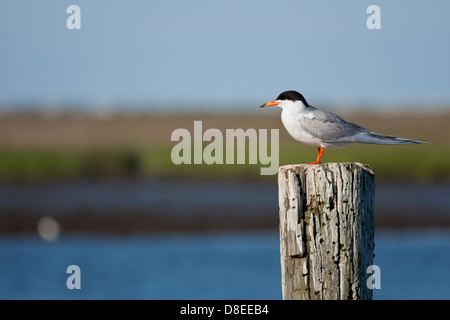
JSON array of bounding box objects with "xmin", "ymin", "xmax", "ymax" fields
[{"xmin": 1, "ymin": 230, "xmax": 449, "ymax": 300}]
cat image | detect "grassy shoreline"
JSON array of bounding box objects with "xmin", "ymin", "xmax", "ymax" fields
[
  {"xmin": 1, "ymin": 111, "xmax": 448, "ymax": 183},
  {"xmin": 1, "ymin": 143, "xmax": 448, "ymax": 183}
]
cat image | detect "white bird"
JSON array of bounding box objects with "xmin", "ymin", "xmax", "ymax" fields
[{"xmin": 260, "ymin": 90, "xmax": 429, "ymax": 164}]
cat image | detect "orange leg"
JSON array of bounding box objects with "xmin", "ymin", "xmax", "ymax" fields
[{"xmin": 307, "ymin": 147, "xmax": 324, "ymax": 165}]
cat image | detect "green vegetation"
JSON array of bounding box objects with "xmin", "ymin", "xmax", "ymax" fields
[
  {"xmin": 0, "ymin": 142, "xmax": 448, "ymax": 182},
  {"xmin": 0, "ymin": 149, "xmax": 141, "ymax": 181},
  {"xmin": 1, "ymin": 111, "xmax": 447, "ymax": 182}
]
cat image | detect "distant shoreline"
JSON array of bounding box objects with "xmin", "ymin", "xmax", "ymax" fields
[{"xmin": 0, "ymin": 111, "xmax": 449, "ymax": 182}]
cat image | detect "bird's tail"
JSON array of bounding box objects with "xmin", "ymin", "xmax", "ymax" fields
[{"xmin": 352, "ymin": 132, "xmax": 430, "ymax": 145}]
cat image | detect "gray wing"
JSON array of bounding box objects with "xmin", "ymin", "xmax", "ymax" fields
[
  {"xmin": 299, "ymin": 106, "xmax": 428, "ymax": 145},
  {"xmin": 298, "ymin": 106, "xmax": 367, "ymax": 142}
]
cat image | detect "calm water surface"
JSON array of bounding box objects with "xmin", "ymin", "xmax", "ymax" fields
[{"xmin": 1, "ymin": 230, "xmax": 449, "ymax": 300}]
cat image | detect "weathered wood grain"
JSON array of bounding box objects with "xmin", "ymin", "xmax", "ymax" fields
[{"xmin": 278, "ymin": 163, "xmax": 375, "ymax": 300}]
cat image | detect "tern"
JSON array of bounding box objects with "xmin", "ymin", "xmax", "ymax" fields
[{"xmin": 260, "ymin": 90, "xmax": 429, "ymax": 164}]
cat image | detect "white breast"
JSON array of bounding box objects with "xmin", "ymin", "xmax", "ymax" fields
[{"xmin": 279, "ymin": 101, "xmax": 322, "ymax": 148}]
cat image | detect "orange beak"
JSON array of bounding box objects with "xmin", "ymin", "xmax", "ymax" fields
[{"xmin": 259, "ymin": 100, "xmax": 280, "ymax": 108}]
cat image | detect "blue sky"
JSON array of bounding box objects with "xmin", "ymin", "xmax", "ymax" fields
[{"xmin": 1, "ymin": 1, "xmax": 450, "ymax": 110}]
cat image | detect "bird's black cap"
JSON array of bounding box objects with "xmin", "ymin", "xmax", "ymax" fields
[{"xmin": 276, "ymin": 90, "xmax": 309, "ymax": 106}]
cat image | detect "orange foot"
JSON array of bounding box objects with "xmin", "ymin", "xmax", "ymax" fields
[{"xmin": 306, "ymin": 147, "xmax": 324, "ymax": 165}]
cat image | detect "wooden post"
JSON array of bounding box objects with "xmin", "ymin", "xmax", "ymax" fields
[{"xmin": 278, "ymin": 163, "xmax": 375, "ymax": 300}]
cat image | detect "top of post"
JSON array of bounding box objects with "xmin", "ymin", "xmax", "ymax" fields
[{"xmin": 278, "ymin": 162, "xmax": 375, "ymax": 176}]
